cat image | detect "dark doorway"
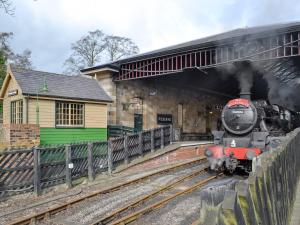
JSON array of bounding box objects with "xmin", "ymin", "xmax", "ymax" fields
[
  {"xmin": 134, "ymin": 113, "xmax": 143, "ymax": 132},
  {"xmin": 205, "ymin": 106, "xmax": 212, "ymax": 133}
]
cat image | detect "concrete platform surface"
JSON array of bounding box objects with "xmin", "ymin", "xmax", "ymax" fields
[{"xmin": 114, "ymin": 141, "xmax": 212, "ymax": 173}]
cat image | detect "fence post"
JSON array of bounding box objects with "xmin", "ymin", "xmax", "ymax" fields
[
  {"xmin": 108, "ymin": 141, "xmax": 113, "ymax": 174},
  {"xmin": 161, "ymin": 127, "xmax": 164, "ymax": 149},
  {"xmin": 65, "ymin": 144, "xmax": 72, "ymax": 188},
  {"xmin": 87, "ymin": 142, "xmax": 95, "ymax": 182},
  {"xmin": 139, "ymin": 132, "xmax": 143, "ymax": 156},
  {"xmin": 33, "ymin": 147, "xmax": 41, "ymax": 196},
  {"xmin": 124, "ymin": 136, "xmax": 129, "ymax": 164},
  {"xmin": 151, "ymin": 129, "xmax": 155, "ymax": 153}
]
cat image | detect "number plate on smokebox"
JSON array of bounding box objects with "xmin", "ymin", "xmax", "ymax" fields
[{"xmin": 232, "ymin": 110, "xmax": 244, "ymax": 114}]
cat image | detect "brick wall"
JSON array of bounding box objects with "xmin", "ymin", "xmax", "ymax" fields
[
  {"xmin": 0, "ymin": 124, "xmax": 8, "ymax": 149},
  {"xmin": 0, "ymin": 124, "xmax": 40, "ymax": 149}
]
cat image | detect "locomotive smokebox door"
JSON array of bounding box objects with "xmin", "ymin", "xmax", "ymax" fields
[{"xmin": 222, "ymin": 98, "xmax": 258, "ymax": 135}]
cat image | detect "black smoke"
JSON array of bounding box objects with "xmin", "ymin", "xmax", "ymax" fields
[{"xmin": 260, "ymin": 58, "xmax": 300, "ymax": 111}]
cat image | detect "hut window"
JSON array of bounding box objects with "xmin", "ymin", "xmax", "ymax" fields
[
  {"xmin": 56, "ymin": 101, "xmax": 84, "ymax": 127},
  {"xmin": 11, "ymin": 100, "xmax": 23, "ymax": 124}
]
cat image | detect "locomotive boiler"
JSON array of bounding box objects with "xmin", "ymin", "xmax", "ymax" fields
[{"xmin": 205, "ymin": 93, "xmax": 299, "ymax": 173}]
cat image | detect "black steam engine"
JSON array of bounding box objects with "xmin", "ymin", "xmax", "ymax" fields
[{"xmin": 205, "ymin": 93, "xmax": 300, "ymax": 173}]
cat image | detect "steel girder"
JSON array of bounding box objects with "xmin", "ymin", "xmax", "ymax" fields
[{"xmin": 116, "ymin": 31, "xmax": 300, "ymax": 81}]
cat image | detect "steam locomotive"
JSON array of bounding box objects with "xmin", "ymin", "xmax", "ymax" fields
[{"xmin": 205, "ymin": 93, "xmax": 300, "ymax": 173}]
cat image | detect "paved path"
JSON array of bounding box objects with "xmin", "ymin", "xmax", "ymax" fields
[{"xmin": 290, "ymin": 181, "xmax": 300, "ymax": 225}]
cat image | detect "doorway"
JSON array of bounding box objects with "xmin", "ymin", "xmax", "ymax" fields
[{"xmin": 134, "ymin": 113, "xmax": 143, "ymax": 132}]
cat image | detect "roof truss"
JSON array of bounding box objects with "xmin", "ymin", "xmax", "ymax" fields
[{"xmin": 116, "ymin": 31, "xmax": 300, "ymax": 81}]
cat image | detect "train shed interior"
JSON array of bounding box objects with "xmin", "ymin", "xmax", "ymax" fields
[{"xmin": 82, "ymin": 22, "xmax": 300, "ymax": 140}]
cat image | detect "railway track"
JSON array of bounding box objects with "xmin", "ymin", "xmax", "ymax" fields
[
  {"xmin": 7, "ymin": 157, "xmax": 208, "ymax": 225},
  {"xmin": 91, "ymin": 170, "xmax": 221, "ymax": 225}
]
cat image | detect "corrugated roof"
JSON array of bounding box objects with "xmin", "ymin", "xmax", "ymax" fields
[
  {"xmin": 11, "ymin": 66, "xmax": 112, "ymax": 102},
  {"xmin": 81, "ymin": 21, "xmax": 300, "ymax": 72}
]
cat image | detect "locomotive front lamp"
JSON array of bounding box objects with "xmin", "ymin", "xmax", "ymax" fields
[{"xmin": 204, "ymin": 149, "xmax": 213, "ymax": 157}]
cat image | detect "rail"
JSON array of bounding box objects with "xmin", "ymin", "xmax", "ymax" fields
[
  {"xmin": 7, "ymin": 158, "xmax": 207, "ymax": 225},
  {"xmin": 105, "ymin": 174, "xmax": 221, "ymax": 225}
]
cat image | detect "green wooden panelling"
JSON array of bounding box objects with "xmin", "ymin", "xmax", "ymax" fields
[{"xmin": 40, "ymin": 128, "xmax": 107, "ymax": 145}]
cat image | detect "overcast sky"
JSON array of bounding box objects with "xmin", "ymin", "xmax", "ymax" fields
[{"xmin": 1, "ymin": 0, "xmax": 300, "ymax": 73}]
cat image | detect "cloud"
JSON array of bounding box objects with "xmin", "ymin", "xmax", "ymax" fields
[{"xmin": 0, "ymin": 0, "xmax": 300, "ymax": 73}]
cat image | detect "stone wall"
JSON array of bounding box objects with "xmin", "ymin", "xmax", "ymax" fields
[
  {"xmin": 0, "ymin": 124, "xmax": 9, "ymax": 149},
  {"xmin": 115, "ymin": 78, "xmax": 225, "ymax": 133},
  {"xmin": 0, "ymin": 124, "xmax": 40, "ymax": 150},
  {"xmin": 95, "ymin": 72, "xmax": 117, "ymax": 125},
  {"xmin": 93, "ymin": 70, "xmax": 228, "ymax": 137},
  {"xmin": 195, "ymin": 128, "xmax": 300, "ymax": 225}
]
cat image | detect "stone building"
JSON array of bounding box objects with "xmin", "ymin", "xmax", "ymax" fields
[
  {"xmin": 0, "ymin": 65, "xmax": 111, "ymax": 147},
  {"xmin": 81, "ymin": 22, "xmax": 300, "ymax": 140},
  {"xmin": 81, "ymin": 65, "xmax": 229, "ymax": 140}
]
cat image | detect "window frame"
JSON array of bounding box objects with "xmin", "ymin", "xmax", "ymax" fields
[
  {"xmin": 55, "ymin": 101, "xmax": 85, "ymax": 128},
  {"xmin": 10, "ymin": 99, "xmax": 23, "ymax": 124}
]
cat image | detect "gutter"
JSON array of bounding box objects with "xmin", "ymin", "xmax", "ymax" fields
[{"xmin": 24, "ymin": 93, "xmax": 113, "ymax": 104}]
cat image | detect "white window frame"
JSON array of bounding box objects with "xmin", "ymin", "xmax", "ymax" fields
[
  {"xmin": 55, "ymin": 101, "xmax": 84, "ymax": 127},
  {"xmin": 10, "ymin": 100, "xmax": 23, "ymax": 124}
]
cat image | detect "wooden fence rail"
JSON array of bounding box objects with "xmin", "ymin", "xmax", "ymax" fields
[{"xmin": 0, "ymin": 125, "xmax": 172, "ymax": 198}]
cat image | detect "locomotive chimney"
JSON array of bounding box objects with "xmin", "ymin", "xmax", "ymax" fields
[{"xmin": 240, "ymin": 92, "xmax": 251, "ymax": 100}]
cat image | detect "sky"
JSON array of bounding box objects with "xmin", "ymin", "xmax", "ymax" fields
[{"xmin": 1, "ymin": 0, "xmax": 300, "ymax": 73}]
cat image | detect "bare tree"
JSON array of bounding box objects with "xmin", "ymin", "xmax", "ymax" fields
[
  {"xmin": 0, "ymin": 32, "xmax": 33, "ymax": 76},
  {"xmin": 105, "ymin": 35, "xmax": 139, "ymax": 61},
  {"xmin": 0, "ymin": 32, "xmax": 14, "ymax": 58},
  {"xmin": 0, "ymin": 51, "xmax": 6, "ymax": 87},
  {"xmin": 64, "ymin": 30, "xmax": 140, "ymax": 75},
  {"xmin": 0, "ymin": 0, "xmax": 15, "ymax": 15},
  {"xmin": 0, "ymin": 32, "xmax": 12, "ymax": 86},
  {"xmin": 63, "ymin": 30, "xmax": 106, "ymax": 75},
  {"xmin": 11, "ymin": 49, "xmax": 33, "ymax": 69}
]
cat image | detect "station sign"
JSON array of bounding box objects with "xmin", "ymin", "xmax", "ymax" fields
[
  {"xmin": 157, "ymin": 114, "xmax": 173, "ymax": 125},
  {"xmin": 8, "ymin": 89, "xmax": 18, "ymax": 97}
]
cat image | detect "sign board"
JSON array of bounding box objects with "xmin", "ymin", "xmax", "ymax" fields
[
  {"xmin": 8, "ymin": 89, "xmax": 18, "ymax": 97},
  {"xmin": 214, "ymin": 104, "xmax": 223, "ymax": 110},
  {"xmin": 157, "ymin": 114, "xmax": 173, "ymax": 125},
  {"xmin": 131, "ymin": 97, "xmax": 142, "ymax": 104},
  {"xmin": 68, "ymin": 163, "xmax": 74, "ymax": 169}
]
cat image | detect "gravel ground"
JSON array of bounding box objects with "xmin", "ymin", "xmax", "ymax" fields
[
  {"xmin": 135, "ymin": 191, "xmax": 204, "ymax": 225},
  {"xmin": 0, "ymin": 158, "xmax": 203, "ymax": 224},
  {"xmin": 133, "ymin": 176, "xmax": 245, "ymax": 225},
  {"xmin": 0, "ymin": 161, "xmax": 246, "ymax": 225},
  {"xmin": 39, "ymin": 163, "xmax": 208, "ymax": 225}
]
